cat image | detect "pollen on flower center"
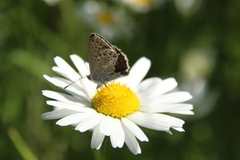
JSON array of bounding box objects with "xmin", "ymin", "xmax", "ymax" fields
[{"xmin": 92, "ymin": 83, "xmax": 140, "ymax": 118}]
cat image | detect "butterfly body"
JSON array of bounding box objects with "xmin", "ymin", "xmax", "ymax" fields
[{"xmin": 88, "ymin": 33, "xmax": 130, "ymax": 88}]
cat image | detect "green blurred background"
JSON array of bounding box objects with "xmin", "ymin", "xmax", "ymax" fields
[{"xmin": 0, "ymin": 0, "xmax": 240, "ymax": 159}]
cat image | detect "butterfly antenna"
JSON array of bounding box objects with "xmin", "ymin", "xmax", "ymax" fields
[
  {"xmin": 104, "ymin": 83, "xmax": 114, "ymax": 97},
  {"xmin": 96, "ymin": 83, "xmax": 114, "ymax": 100},
  {"xmin": 96, "ymin": 89, "xmax": 102, "ymax": 101},
  {"xmin": 64, "ymin": 77, "xmax": 83, "ymax": 89}
]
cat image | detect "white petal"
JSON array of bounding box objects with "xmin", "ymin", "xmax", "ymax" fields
[
  {"xmin": 44, "ymin": 75, "xmax": 83, "ymax": 94},
  {"xmin": 174, "ymin": 127, "xmax": 185, "ymax": 132},
  {"xmin": 52, "ymin": 66, "xmax": 67, "ymax": 78},
  {"xmin": 113, "ymin": 75, "xmax": 128, "ymax": 84},
  {"xmin": 129, "ymin": 112, "xmax": 185, "ymax": 133},
  {"xmin": 140, "ymin": 103, "xmax": 193, "ymax": 113},
  {"xmin": 75, "ymin": 114, "xmax": 104, "ymax": 132},
  {"xmin": 109, "ymin": 119, "xmax": 125, "ymax": 148},
  {"xmin": 155, "ymin": 78, "xmax": 177, "ymax": 94},
  {"xmin": 46, "ymin": 101, "xmax": 95, "ymax": 112},
  {"xmin": 56, "ymin": 113, "xmax": 94, "ymax": 126},
  {"xmin": 128, "ymin": 112, "xmax": 170, "ymax": 131},
  {"xmin": 136, "ymin": 77, "xmax": 162, "ymax": 94},
  {"xmin": 78, "ymin": 77, "xmax": 97, "ymax": 99},
  {"xmin": 142, "ymin": 92, "xmax": 192, "ymax": 106},
  {"xmin": 172, "ymin": 110, "xmax": 194, "ymax": 115},
  {"xmin": 138, "ymin": 78, "xmax": 177, "ymax": 100},
  {"xmin": 91, "ymin": 125, "xmax": 105, "ymax": 150},
  {"xmin": 44, "ymin": 75, "xmax": 70, "ymax": 88},
  {"xmin": 70, "ymin": 54, "xmax": 89, "ymax": 77},
  {"xmin": 52, "ymin": 66, "xmax": 86, "ymax": 90},
  {"xmin": 156, "ymin": 92, "xmax": 192, "ymax": 103},
  {"xmin": 121, "ymin": 118, "xmax": 148, "ymax": 142},
  {"xmin": 41, "ymin": 109, "xmax": 77, "ymax": 120},
  {"xmin": 44, "ymin": 75, "xmax": 93, "ymax": 100},
  {"xmin": 69, "ymin": 55, "xmax": 96, "ymax": 98},
  {"xmin": 155, "ymin": 113, "xmax": 185, "ymax": 129},
  {"xmin": 50, "ymin": 67, "xmax": 95, "ymax": 99},
  {"xmin": 42, "ymin": 90, "xmax": 90, "ymax": 106},
  {"xmin": 98, "ymin": 116, "xmax": 114, "ymax": 136},
  {"xmin": 127, "ymin": 57, "xmax": 151, "ymax": 89},
  {"xmin": 54, "ymin": 56, "xmax": 81, "ymax": 80},
  {"xmin": 58, "ymin": 55, "xmax": 96, "ymax": 98},
  {"xmin": 122, "ymin": 124, "xmax": 141, "ymax": 155}
]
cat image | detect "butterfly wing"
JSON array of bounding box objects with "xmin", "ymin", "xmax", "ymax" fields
[{"xmin": 88, "ymin": 33, "xmax": 130, "ymax": 86}]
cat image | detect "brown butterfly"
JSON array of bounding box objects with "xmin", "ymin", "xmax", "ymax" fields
[{"xmin": 87, "ymin": 33, "xmax": 130, "ymax": 88}]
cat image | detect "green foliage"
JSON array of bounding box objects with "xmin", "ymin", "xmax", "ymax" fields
[{"xmin": 0, "ymin": 0, "xmax": 240, "ymax": 159}]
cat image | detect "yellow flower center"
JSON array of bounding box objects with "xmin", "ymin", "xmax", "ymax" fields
[
  {"xmin": 133, "ymin": 0, "xmax": 153, "ymax": 6},
  {"xmin": 97, "ymin": 11, "xmax": 115, "ymax": 26},
  {"xmin": 92, "ymin": 83, "xmax": 140, "ymax": 118}
]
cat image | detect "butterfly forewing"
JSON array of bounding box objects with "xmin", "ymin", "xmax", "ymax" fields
[{"xmin": 88, "ymin": 33, "xmax": 130, "ymax": 87}]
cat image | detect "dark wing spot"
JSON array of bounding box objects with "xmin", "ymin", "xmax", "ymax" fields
[
  {"xmin": 114, "ymin": 50, "xmax": 129, "ymax": 75},
  {"xmin": 103, "ymin": 51, "xmax": 107, "ymax": 56},
  {"xmin": 114, "ymin": 54, "xmax": 129, "ymax": 75},
  {"xmin": 96, "ymin": 38, "xmax": 100, "ymax": 44},
  {"xmin": 89, "ymin": 34, "xmax": 95, "ymax": 42},
  {"xmin": 102, "ymin": 45, "xmax": 109, "ymax": 49}
]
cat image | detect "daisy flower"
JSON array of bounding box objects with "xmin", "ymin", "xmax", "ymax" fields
[
  {"xmin": 174, "ymin": 0, "xmax": 202, "ymax": 17},
  {"xmin": 42, "ymin": 54, "xmax": 194, "ymax": 154},
  {"xmin": 179, "ymin": 48, "xmax": 218, "ymax": 119},
  {"xmin": 77, "ymin": 1, "xmax": 134, "ymax": 40},
  {"xmin": 43, "ymin": 0, "xmax": 61, "ymax": 6},
  {"xmin": 120, "ymin": 0, "xmax": 165, "ymax": 13}
]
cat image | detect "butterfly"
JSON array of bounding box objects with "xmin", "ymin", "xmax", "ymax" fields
[{"xmin": 87, "ymin": 33, "xmax": 130, "ymax": 88}]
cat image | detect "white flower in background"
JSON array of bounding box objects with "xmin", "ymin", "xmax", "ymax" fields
[
  {"xmin": 180, "ymin": 48, "xmax": 216, "ymax": 80},
  {"xmin": 174, "ymin": 0, "xmax": 202, "ymax": 17},
  {"xmin": 179, "ymin": 47, "xmax": 219, "ymax": 119},
  {"xmin": 43, "ymin": 0, "xmax": 61, "ymax": 6},
  {"xmin": 121, "ymin": 0, "xmax": 165, "ymax": 13},
  {"xmin": 42, "ymin": 54, "xmax": 193, "ymax": 154},
  {"xmin": 180, "ymin": 79, "xmax": 219, "ymax": 119},
  {"xmin": 78, "ymin": 1, "xmax": 134, "ymax": 40}
]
